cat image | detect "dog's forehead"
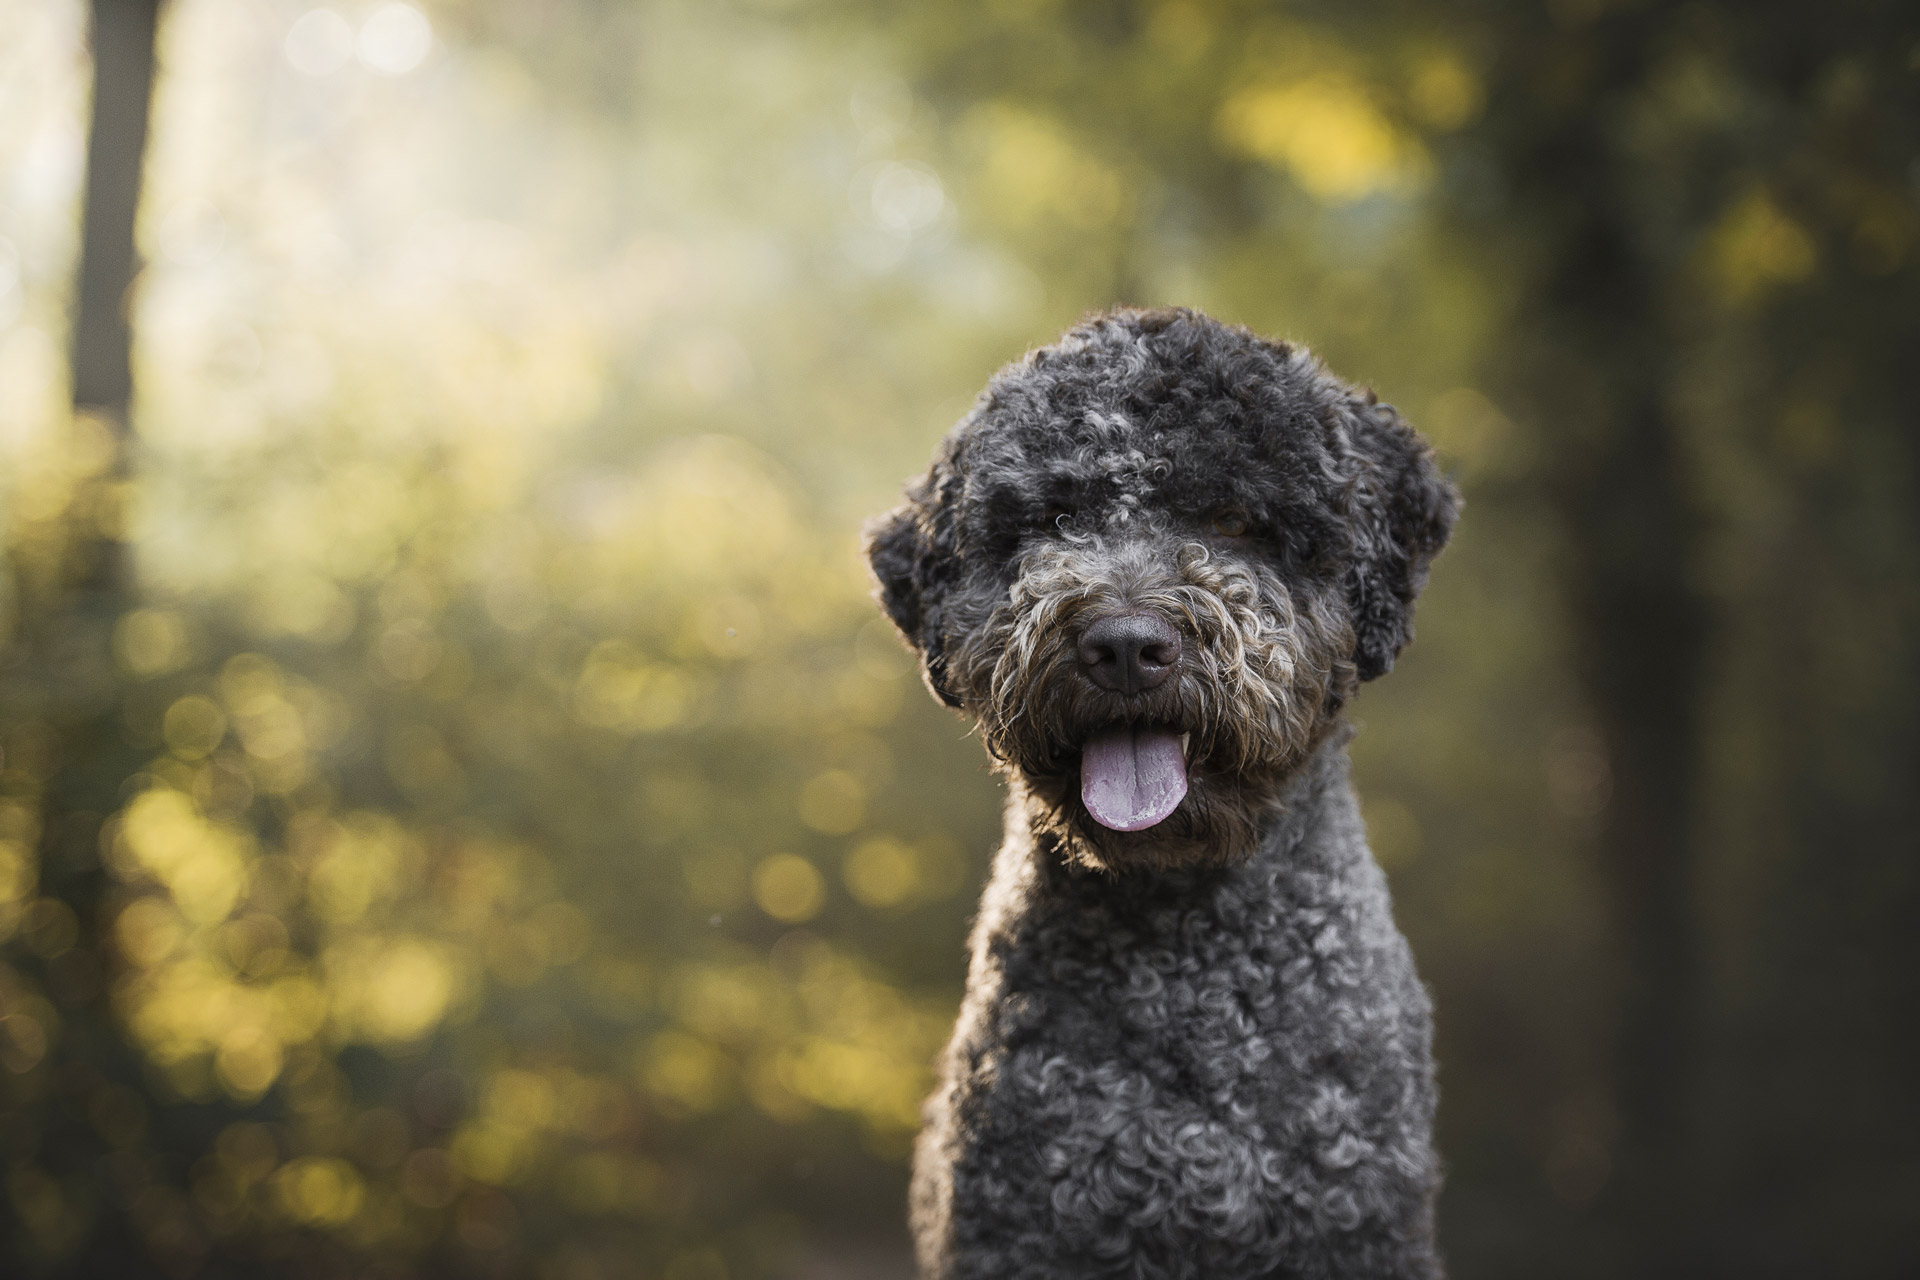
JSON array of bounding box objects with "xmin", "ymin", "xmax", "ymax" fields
[{"xmin": 957, "ymin": 361, "xmax": 1338, "ymax": 517}]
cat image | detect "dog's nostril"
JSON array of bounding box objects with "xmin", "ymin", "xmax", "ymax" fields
[{"xmin": 1078, "ymin": 612, "xmax": 1182, "ymax": 696}]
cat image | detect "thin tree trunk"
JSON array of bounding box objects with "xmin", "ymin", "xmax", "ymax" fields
[
  {"xmin": 36, "ymin": 0, "xmax": 162, "ymax": 905},
  {"xmin": 5, "ymin": 2, "xmax": 166, "ymax": 1272},
  {"xmin": 73, "ymin": 0, "xmax": 162, "ymax": 429}
]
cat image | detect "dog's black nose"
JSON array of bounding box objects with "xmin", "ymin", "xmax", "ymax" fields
[{"xmin": 1078, "ymin": 612, "xmax": 1182, "ymax": 696}]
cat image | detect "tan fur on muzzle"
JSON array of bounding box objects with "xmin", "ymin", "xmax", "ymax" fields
[{"xmin": 950, "ymin": 535, "xmax": 1358, "ymax": 867}]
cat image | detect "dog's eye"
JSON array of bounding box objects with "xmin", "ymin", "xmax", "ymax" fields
[{"xmin": 1209, "ymin": 508, "xmax": 1251, "ymax": 538}]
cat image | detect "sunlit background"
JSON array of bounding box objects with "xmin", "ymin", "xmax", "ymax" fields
[{"xmin": 2, "ymin": 1, "xmax": 1916, "ymax": 1277}]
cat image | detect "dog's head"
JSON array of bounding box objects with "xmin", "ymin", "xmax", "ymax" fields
[{"xmin": 866, "ymin": 308, "xmax": 1457, "ymax": 870}]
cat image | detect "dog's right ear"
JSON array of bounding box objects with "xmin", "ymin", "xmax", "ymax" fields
[
  {"xmin": 864, "ymin": 470, "xmax": 965, "ymax": 709},
  {"xmin": 1339, "ymin": 395, "xmax": 1460, "ymax": 682}
]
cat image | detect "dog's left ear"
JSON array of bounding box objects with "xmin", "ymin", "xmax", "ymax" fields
[
  {"xmin": 1340, "ymin": 395, "xmax": 1460, "ymax": 681},
  {"xmin": 863, "ymin": 466, "xmax": 966, "ymax": 708}
]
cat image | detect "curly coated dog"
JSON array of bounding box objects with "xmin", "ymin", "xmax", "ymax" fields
[{"xmin": 866, "ymin": 308, "xmax": 1459, "ymax": 1279}]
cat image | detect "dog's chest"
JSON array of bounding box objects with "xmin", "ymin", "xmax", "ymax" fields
[
  {"xmin": 945, "ymin": 832, "xmax": 1411, "ymax": 1270},
  {"xmin": 992, "ymin": 855, "xmax": 1357, "ymax": 1110}
]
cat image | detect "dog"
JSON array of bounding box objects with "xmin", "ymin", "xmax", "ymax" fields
[{"xmin": 865, "ymin": 307, "xmax": 1458, "ymax": 1279}]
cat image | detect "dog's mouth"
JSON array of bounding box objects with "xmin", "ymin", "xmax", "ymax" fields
[{"xmin": 1078, "ymin": 725, "xmax": 1190, "ymax": 832}]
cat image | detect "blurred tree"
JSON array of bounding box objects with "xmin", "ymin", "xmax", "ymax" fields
[
  {"xmin": 1457, "ymin": 5, "xmax": 1728, "ymax": 1265},
  {"xmin": 1453, "ymin": 6, "xmax": 1920, "ymax": 1273},
  {"xmin": 4, "ymin": 0, "xmax": 170, "ymax": 1274},
  {"xmin": 73, "ymin": 0, "xmax": 163, "ymax": 425}
]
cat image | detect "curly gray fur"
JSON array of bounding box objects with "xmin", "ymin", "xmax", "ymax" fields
[{"xmin": 867, "ymin": 308, "xmax": 1458, "ymax": 1279}]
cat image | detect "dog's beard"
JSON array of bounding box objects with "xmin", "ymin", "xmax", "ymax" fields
[{"xmin": 952, "ymin": 537, "xmax": 1357, "ymax": 871}]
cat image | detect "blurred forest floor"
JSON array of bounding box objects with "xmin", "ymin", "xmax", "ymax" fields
[{"xmin": 0, "ymin": 1, "xmax": 1916, "ymax": 1277}]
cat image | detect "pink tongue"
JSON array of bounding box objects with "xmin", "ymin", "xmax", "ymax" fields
[{"xmin": 1080, "ymin": 727, "xmax": 1189, "ymax": 832}]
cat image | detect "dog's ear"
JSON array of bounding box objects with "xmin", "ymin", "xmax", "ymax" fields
[
  {"xmin": 1341, "ymin": 395, "xmax": 1460, "ymax": 682},
  {"xmin": 864, "ymin": 468, "xmax": 965, "ymax": 708}
]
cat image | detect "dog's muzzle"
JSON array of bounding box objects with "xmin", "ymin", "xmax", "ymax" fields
[{"xmin": 1074, "ymin": 608, "xmax": 1189, "ymax": 832}]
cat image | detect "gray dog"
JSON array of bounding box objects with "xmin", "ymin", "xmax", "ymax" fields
[{"xmin": 866, "ymin": 308, "xmax": 1458, "ymax": 1279}]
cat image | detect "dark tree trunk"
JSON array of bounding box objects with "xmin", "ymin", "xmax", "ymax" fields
[
  {"xmin": 1484, "ymin": 7, "xmax": 1715, "ymax": 1268},
  {"xmin": 73, "ymin": 0, "xmax": 162, "ymax": 430},
  {"xmin": 1564, "ymin": 381, "xmax": 1710, "ymax": 1265},
  {"xmin": 38, "ymin": 0, "xmax": 163, "ymax": 917},
  {"xmin": 4, "ymin": 2, "xmax": 167, "ymax": 1273}
]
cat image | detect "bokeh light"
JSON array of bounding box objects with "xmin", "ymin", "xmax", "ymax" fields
[
  {"xmin": 357, "ymin": 3, "xmax": 430, "ymax": 76},
  {"xmin": 283, "ymin": 9, "xmax": 352, "ymax": 77}
]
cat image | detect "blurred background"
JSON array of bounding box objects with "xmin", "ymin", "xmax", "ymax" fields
[{"xmin": 1, "ymin": 0, "xmax": 1915, "ymax": 1276}]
